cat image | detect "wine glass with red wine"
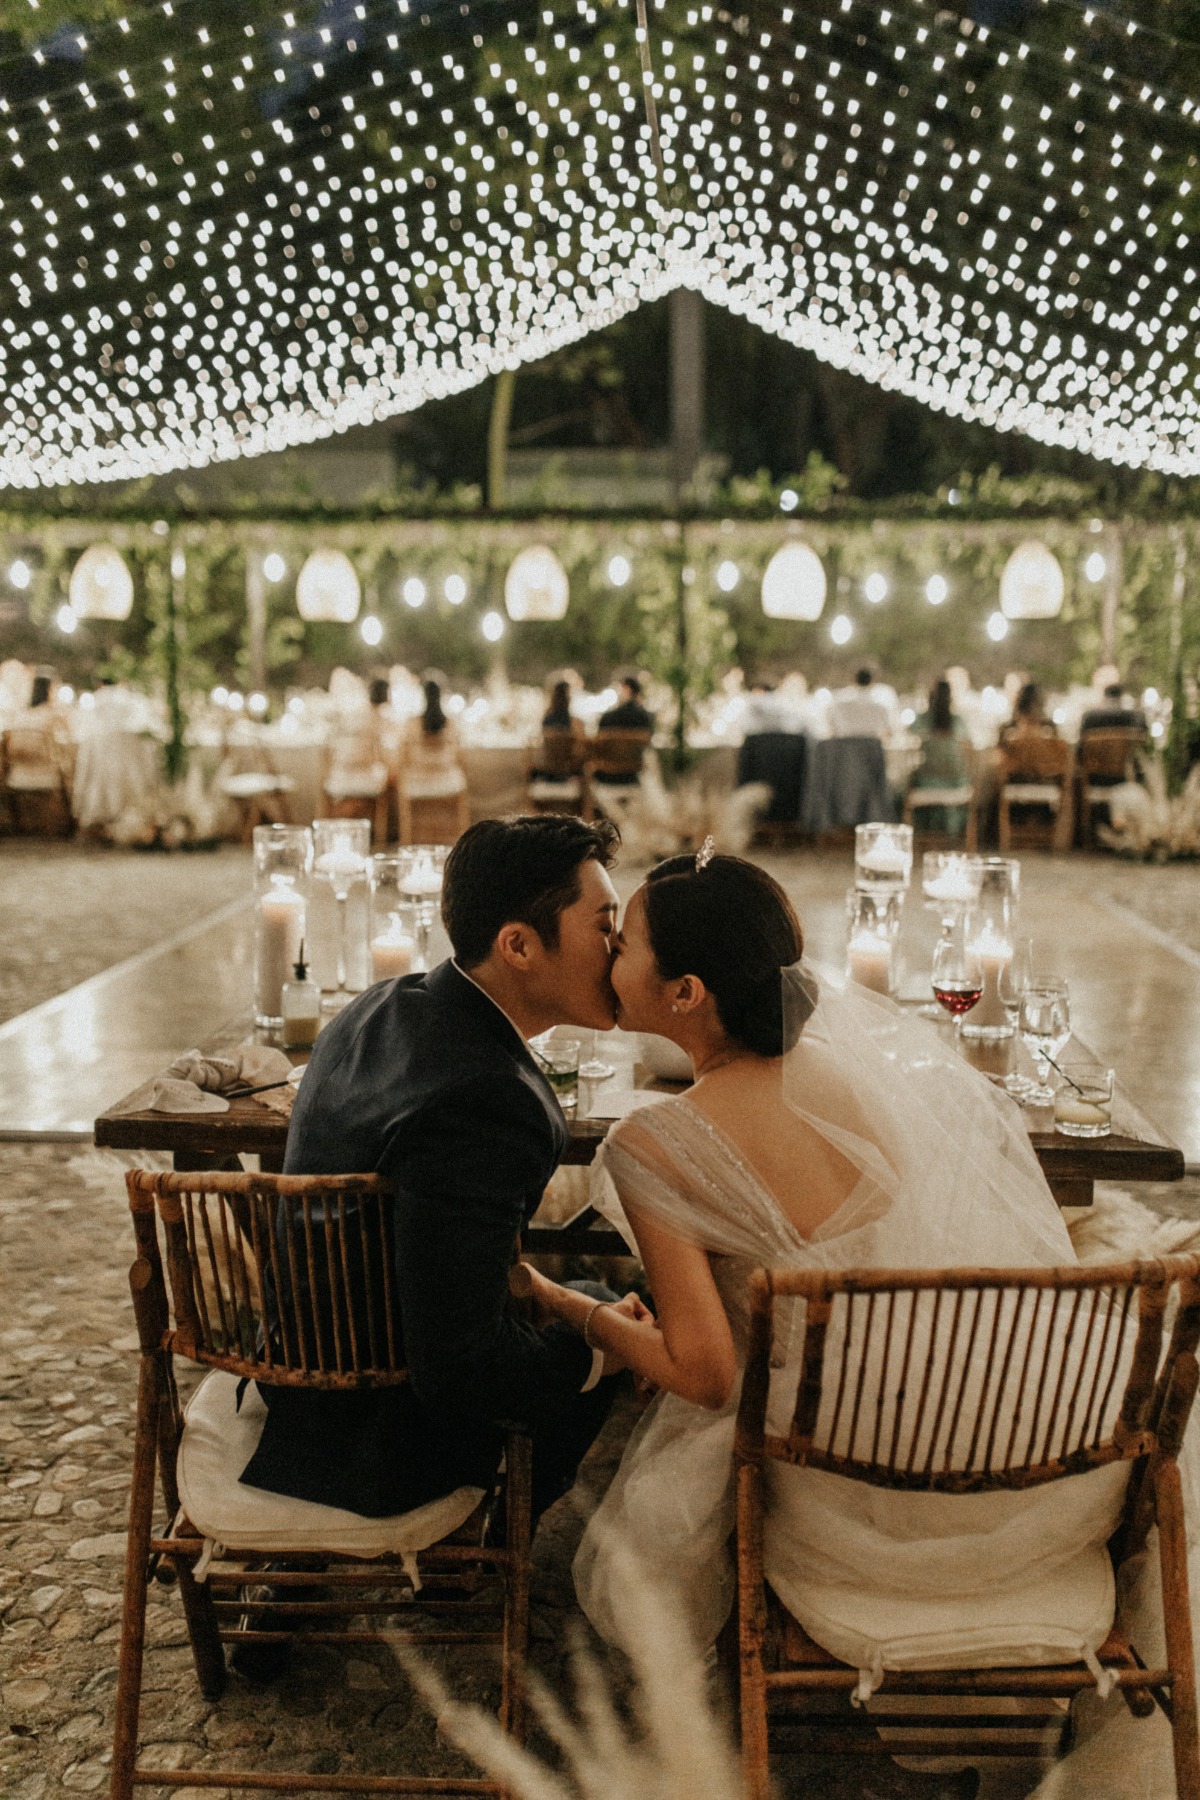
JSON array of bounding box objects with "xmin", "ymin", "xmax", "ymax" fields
[{"xmin": 931, "ymin": 919, "xmax": 983, "ymax": 1024}]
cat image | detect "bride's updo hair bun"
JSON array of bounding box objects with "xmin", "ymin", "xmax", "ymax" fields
[{"xmin": 642, "ymin": 853, "xmax": 804, "ymax": 1056}]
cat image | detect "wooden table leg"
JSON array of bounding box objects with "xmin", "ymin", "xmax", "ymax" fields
[{"xmin": 1049, "ymin": 1175, "xmax": 1094, "ymax": 1208}]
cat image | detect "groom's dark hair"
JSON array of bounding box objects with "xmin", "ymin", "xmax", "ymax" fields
[{"xmin": 443, "ymin": 815, "xmax": 620, "ymax": 968}]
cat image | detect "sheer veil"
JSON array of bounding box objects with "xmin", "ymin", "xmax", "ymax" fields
[
  {"xmin": 575, "ymin": 962, "xmax": 1076, "ymax": 1650},
  {"xmin": 775, "ymin": 962, "xmax": 1074, "ymax": 1270}
]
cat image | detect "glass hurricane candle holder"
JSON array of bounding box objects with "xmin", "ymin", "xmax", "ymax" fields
[
  {"xmin": 921, "ymin": 852, "xmax": 981, "ymax": 923},
  {"xmin": 397, "ymin": 844, "xmax": 448, "ymax": 971},
  {"xmin": 845, "ymin": 889, "xmax": 902, "ymax": 996},
  {"xmin": 855, "ymin": 823, "xmax": 913, "ymax": 896},
  {"xmin": 312, "ymin": 818, "xmax": 371, "ymax": 1008},
  {"xmin": 959, "ymin": 907, "xmax": 1015, "ymax": 1041},
  {"xmin": 967, "ymin": 856, "xmax": 1021, "ymax": 932},
  {"xmin": 368, "ymin": 854, "xmax": 418, "ymax": 982},
  {"xmin": 253, "ymin": 823, "xmax": 313, "ymax": 1031}
]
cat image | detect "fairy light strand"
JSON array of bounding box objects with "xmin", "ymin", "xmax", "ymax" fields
[{"xmin": 0, "ymin": 0, "xmax": 1198, "ymax": 487}]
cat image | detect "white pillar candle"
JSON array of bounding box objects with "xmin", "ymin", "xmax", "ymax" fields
[
  {"xmin": 257, "ymin": 883, "xmax": 305, "ymax": 1021},
  {"xmin": 965, "ymin": 921, "xmax": 1012, "ymax": 1030},
  {"xmin": 370, "ymin": 923, "xmax": 416, "ymax": 980},
  {"xmin": 847, "ymin": 932, "xmax": 893, "ymax": 995},
  {"xmin": 926, "ymin": 865, "xmax": 978, "ymax": 905},
  {"xmin": 401, "ymin": 852, "xmax": 443, "ymax": 898}
]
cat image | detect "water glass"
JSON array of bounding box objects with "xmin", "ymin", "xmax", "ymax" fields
[
  {"xmin": 1053, "ymin": 1063, "xmax": 1114, "ymax": 1139},
  {"xmin": 1018, "ymin": 980, "xmax": 1071, "ymax": 1106},
  {"xmin": 531, "ymin": 1028, "xmax": 582, "ymax": 1117}
]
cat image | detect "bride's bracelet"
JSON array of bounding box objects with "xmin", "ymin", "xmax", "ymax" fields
[{"xmin": 582, "ymin": 1299, "xmax": 612, "ymax": 1350}]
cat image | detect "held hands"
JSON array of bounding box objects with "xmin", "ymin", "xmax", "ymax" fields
[{"xmin": 510, "ymin": 1263, "xmax": 658, "ymax": 1380}]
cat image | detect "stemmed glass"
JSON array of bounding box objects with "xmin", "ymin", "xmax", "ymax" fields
[
  {"xmin": 999, "ymin": 937, "xmax": 1036, "ymax": 1100},
  {"xmin": 930, "ymin": 916, "xmax": 983, "ymax": 1026},
  {"xmin": 578, "ymin": 1030, "xmax": 616, "ymax": 1082},
  {"xmin": 1018, "ymin": 980, "xmax": 1071, "ymax": 1106}
]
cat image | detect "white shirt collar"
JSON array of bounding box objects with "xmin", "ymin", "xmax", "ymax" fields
[{"xmin": 451, "ymin": 960, "xmax": 528, "ymax": 1047}]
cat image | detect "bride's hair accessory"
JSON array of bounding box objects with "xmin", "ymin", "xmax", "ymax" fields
[{"xmin": 694, "ymin": 834, "xmax": 716, "ymax": 872}]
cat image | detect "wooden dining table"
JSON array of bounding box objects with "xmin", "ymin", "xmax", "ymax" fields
[{"xmin": 94, "ymin": 1006, "xmax": 1184, "ymax": 1256}]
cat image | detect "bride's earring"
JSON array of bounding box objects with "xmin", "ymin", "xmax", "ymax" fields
[{"xmin": 671, "ymin": 1003, "xmax": 680, "ymax": 1013}]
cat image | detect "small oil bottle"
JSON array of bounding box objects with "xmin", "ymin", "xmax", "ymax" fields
[{"xmin": 281, "ymin": 941, "xmax": 321, "ymax": 1049}]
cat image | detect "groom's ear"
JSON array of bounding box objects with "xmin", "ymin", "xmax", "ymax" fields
[{"xmin": 495, "ymin": 921, "xmax": 539, "ymax": 971}]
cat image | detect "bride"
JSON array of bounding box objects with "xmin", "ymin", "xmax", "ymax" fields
[{"xmin": 526, "ymin": 846, "xmax": 1200, "ymax": 1798}]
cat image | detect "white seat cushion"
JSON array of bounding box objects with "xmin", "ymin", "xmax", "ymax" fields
[
  {"xmin": 177, "ymin": 1369, "xmax": 485, "ymax": 1557},
  {"xmin": 1004, "ymin": 783, "xmax": 1062, "ymax": 807},
  {"xmin": 765, "ymin": 1459, "xmax": 1128, "ymax": 1677},
  {"xmin": 6, "ymin": 768, "xmax": 62, "ymax": 791},
  {"xmin": 325, "ymin": 763, "xmax": 388, "ymax": 800},
  {"xmin": 220, "ymin": 772, "xmax": 296, "ymax": 800},
  {"xmin": 402, "ymin": 770, "xmax": 466, "ymax": 800},
  {"xmin": 907, "ymin": 787, "xmax": 972, "ymax": 809},
  {"xmin": 528, "ymin": 778, "xmax": 583, "ymax": 802}
]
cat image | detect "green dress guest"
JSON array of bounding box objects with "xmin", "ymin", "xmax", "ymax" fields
[{"xmin": 909, "ymin": 677, "xmax": 971, "ymax": 835}]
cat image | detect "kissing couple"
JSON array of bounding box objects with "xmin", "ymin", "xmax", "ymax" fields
[{"xmin": 244, "ymin": 811, "xmax": 1092, "ymax": 1668}]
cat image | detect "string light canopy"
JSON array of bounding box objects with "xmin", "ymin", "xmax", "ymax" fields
[
  {"xmin": 295, "ymin": 546, "xmax": 360, "ymax": 622},
  {"xmin": 1, "ymin": 0, "xmax": 1200, "ymax": 489},
  {"xmin": 1000, "ymin": 539, "xmax": 1065, "ymax": 620},
  {"xmin": 68, "ymin": 543, "xmax": 134, "ymax": 619},
  {"xmin": 761, "ymin": 541, "xmax": 826, "ymax": 620},
  {"xmin": 504, "ymin": 543, "xmax": 569, "ymax": 620}
]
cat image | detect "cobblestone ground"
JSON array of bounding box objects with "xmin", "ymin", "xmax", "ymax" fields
[
  {"xmin": 0, "ymin": 1144, "xmax": 1049, "ymax": 1800},
  {"xmin": 0, "ymin": 1142, "xmax": 645, "ymax": 1800},
  {"xmin": 0, "ymin": 843, "xmax": 248, "ymax": 1027}
]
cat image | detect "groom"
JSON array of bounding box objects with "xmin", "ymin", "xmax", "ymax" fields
[{"xmin": 241, "ymin": 813, "xmax": 629, "ymax": 1529}]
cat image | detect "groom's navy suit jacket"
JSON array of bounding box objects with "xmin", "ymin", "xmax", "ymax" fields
[{"xmin": 240, "ymin": 959, "xmax": 591, "ymax": 1516}]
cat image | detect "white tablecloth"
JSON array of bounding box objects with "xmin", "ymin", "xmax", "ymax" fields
[{"xmin": 71, "ymin": 730, "xmax": 162, "ymax": 832}]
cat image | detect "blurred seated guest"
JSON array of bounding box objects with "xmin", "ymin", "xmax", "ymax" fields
[
  {"xmin": 530, "ymin": 679, "xmax": 587, "ymax": 788},
  {"xmin": 743, "ymin": 680, "xmax": 807, "ymax": 736},
  {"xmin": 398, "ymin": 675, "xmax": 469, "ymax": 843},
  {"xmin": 909, "ymin": 677, "xmax": 971, "ymax": 834},
  {"xmin": 1000, "ymin": 680, "xmax": 1057, "ymax": 741},
  {"xmin": 324, "ymin": 680, "xmax": 392, "ymax": 840},
  {"xmin": 542, "ymin": 677, "xmax": 580, "ymax": 733},
  {"xmin": 599, "ymin": 674, "xmax": 654, "ymax": 733},
  {"xmin": 830, "ymin": 667, "xmax": 891, "ymax": 740},
  {"xmin": 1080, "ymin": 680, "xmax": 1148, "ymax": 736},
  {"xmin": 401, "ymin": 677, "xmax": 466, "ymax": 796}
]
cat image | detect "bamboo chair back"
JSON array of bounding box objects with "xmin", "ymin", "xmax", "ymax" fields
[
  {"xmin": 537, "ymin": 727, "xmax": 587, "ymax": 778},
  {"xmin": 588, "ymin": 727, "xmax": 651, "ymax": 779},
  {"xmin": 736, "ymin": 1257, "xmax": 1200, "ymax": 1495},
  {"xmin": 128, "ymin": 1169, "xmax": 404, "ymax": 1390},
  {"xmin": 1000, "ymin": 735, "xmax": 1073, "ymax": 786},
  {"xmin": 1077, "ymin": 727, "xmax": 1144, "ymax": 783}
]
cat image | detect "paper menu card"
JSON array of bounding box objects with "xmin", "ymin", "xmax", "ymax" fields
[{"xmin": 581, "ymin": 1088, "xmax": 670, "ymax": 1122}]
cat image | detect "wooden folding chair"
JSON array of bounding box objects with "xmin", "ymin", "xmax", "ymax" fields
[
  {"xmin": 526, "ymin": 728, "xmax": 591, "ymax": 818},
  {"xmin": 111, "ymin": 1169, "xmax": 531, "ymax": 1799},
  {"xmin": 998, "ymin": 736, "xmax": 1075, "ymax": 852},
  {"xmin": 735, "ymin": 1258, "xmax": 1200, "ymax": 1799},
  {"xmin": 1075, "ymin": 728, "xmax": 1147, "ymax": 847},
  {"xmin": 587, "ymin": 728, "xmax": 651, "ymax": 786}
]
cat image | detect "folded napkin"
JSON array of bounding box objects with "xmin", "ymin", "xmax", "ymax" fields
[
  {"xmin": 109, "ymin": 1043, "xmax": 295, "ymax": 1117},
  {"xmin": 166, "ymin": 1044, "xmax": 293, "ymax": 1093}
]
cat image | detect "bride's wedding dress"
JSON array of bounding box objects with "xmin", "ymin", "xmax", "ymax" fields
[{"xmin": 574, "ymin": 966, "xmax": 1200, "ymax": 1799}]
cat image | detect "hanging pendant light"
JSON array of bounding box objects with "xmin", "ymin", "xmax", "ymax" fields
[
  {"xmin": 504, "ymin": 545, "xmax": 569, "ymax": 621},
  {"xmin": 296, "ymin": 548, "xmax": 360, "ymax": 623},
  {"xmin": 761, "ymin": 542, "xmax": 827, "ymax": 621},
  {"xmin": 69, "ymin": 544, "xmax": 134, "ymax": 621},
  {"xmin": 1000, "ymin": 541, "xmax": 1064, "ymax": 620}
]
